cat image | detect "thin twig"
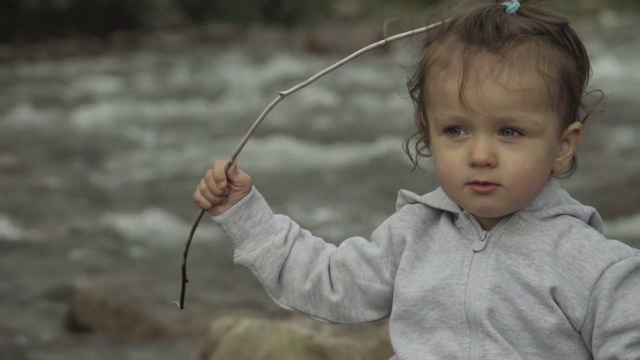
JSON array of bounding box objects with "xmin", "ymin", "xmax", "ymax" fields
[{"xmin": 177, "ymin": 19, "xmax": 447, "ymax": 310}]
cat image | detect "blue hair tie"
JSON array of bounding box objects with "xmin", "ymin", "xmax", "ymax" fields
[{"xmin": 502, "ymin": 0, "xmax": 520, "ymax": 15}]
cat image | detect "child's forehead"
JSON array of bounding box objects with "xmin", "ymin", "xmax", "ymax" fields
[
  {"xmin": 425, "ymin": 42, "xmax": 559, "ymax": 97},
  {"xmin": 436, "ymin": 35, "xmax": 552, "ymax": 63},
  {"xmin": 427, "ymin": 42, "xmax": 552, "ymax": 80},
  {"xmin": 424, "ymin": 46, "xmax": 560, "ymax": 119}
]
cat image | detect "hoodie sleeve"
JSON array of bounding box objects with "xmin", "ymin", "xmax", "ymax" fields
[
  {"xmin": 580, "ymin": 251, "xmax": 640, "ymax": 359},
  {"xmin": 211, "ymin": 187, "xmax": 403, "ymax": 324}
]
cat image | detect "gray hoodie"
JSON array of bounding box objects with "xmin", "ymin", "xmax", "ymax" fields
[{"xmin": 211, "ymin": 179, "xmax": 640, "ymax": 359}]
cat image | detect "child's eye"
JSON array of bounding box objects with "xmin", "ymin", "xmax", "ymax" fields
[
  {"xmin": 499, "ymin": 128, "xmax": 523, "ymax": 137},
  {"xmin": 443, "ymin": 126, "xmax": 467, "ymax": 137}
]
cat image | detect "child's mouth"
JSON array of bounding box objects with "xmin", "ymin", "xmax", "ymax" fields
[{"xmin": 469, "ymin": 181, "xmax": 499, "ymax": 194}]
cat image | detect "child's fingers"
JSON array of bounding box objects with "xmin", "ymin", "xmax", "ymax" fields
[
  {"xmin": 194, "ymin": 179, "xmax": 228, "ymax": 208},
  {"xmin": 226, "ymin": 161, "xmax": 251, "ymax": 185},
  {"xmin": 199, "ymin": 180, "xmax": 221, "ymax": 203},
  {"xmin": 193, "ymin": 186, "xmax": 212, "ymax": 209},
  {"xmin": 205, "ymin": 169, "xmax": 228, "ymax": 196},
  {"xmin": 194, "ymin": 159, "xmax": 251, "ymax": 215},
  {"xmin": 212, "ymin": 160, "xmax": 229, "ymax": 188}
]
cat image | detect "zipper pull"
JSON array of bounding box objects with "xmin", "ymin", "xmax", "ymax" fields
[{"xmin": 472, "ymin": 231, "xmax": 489, "ymax": 252}]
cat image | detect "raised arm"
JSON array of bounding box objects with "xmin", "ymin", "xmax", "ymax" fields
[{"xmin": 212, "ymin": 187, "xmax": 404, "ymax": 323}]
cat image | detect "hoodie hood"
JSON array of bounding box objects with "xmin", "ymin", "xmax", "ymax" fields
[{"xmin": 396, "ymin": 178, "xmax": 604, "ymax": 234}]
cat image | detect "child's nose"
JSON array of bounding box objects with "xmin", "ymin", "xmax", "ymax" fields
[{"xmin": 468, "ymin": 138, "xmax": 497, "ymax": 168}]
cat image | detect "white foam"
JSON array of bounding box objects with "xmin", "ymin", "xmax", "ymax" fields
[
  {"xmin": 101, "ymin": 208, "xmax": 222, "ymax": 247},
  {"xmin": 89, "ymin": 139, "xmax": 236, "ymax": 187},
  {"xmin": 4, "ymin": 102, "xmax": 57, "ymax": 128},
  {"xmin": 293, "ymin": 86, "xmax": 342, "ymax": 110},
  {"xmin": 257, "ymin": 53, "xmax": 315, "ymax": 84},
  {"xmin": 0, "ymin": 215, "xmax": 24, "ymax": 241},
  {"xmin": 214, "ymin": 52, "xmax": 316, "ymax": 92},
  {"xmin": 589, "ymin": 46, "xmax": 640, "ymax": 100},
  {"xmin": 69, "ymin": 98, "xmax": 222, "ymax": 132},
  {"xmin": 334, "ymin": 65, "xmax": 394, "ymax": 89},
  {"xmin": 238, "ymin": 135, "xmax": 408, "ymax": 172},
  {"xmin": 607, "ymin": 125, "xmax": 638, "ymax": 153},
  {"xmin": 591, "ymin": 54, "xmax": 624, "ymax": 79},
  {"xmin": 90, "ymin": 134, "xmax": 410, "ymax": 187},
  {"xmin": 68, "ymin": 75, "xmax": 124, "ymax": 97}
]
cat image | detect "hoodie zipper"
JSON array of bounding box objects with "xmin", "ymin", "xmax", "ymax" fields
[
  {"xmin": 464, "ymin": 212, "xmax": 509, "ymax": 359},
  {"xmin": 466, "ymin": 213, "xmax": 510, "ymax": 252}
]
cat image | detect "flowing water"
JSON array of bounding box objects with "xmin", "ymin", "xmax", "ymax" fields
[{"xmin": 1, "ymin": 18, "xmax": 639, "ymax": 359}]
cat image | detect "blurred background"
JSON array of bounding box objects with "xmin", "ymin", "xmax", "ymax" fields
[{"xmin": 1, "ymin": 0, "xmax": 639, "ymax": 359}]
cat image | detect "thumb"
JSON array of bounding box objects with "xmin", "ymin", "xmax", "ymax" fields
[{"xmin": 226, "ymin": 161, "xmax": 250, "ymax": 184}]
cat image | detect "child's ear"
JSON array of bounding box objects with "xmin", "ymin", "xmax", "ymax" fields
[{"xmin": 553, "ymin": 121, "xmax": 583, "ymax": 173}]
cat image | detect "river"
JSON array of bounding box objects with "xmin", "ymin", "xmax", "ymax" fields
[{"xmin": 1, "ymin": 15, "xmax": 639, "ymax": 359}]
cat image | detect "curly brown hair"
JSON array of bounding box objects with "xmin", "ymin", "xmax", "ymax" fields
[{"xmin": 403, "ymin": 0, "xmax": 601, "ymax": 177}]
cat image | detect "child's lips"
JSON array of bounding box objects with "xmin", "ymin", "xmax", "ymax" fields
[{"xmin": 468, "ymin": 181, "xmax": 499, "ymax": 194}]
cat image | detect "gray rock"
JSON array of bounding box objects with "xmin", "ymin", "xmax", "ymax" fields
[
  {"xmin": 201, "ymin": 316, "xmax": 392, "ymax": 360},
  {"xmin": 67, "ymin": 276, "xmax": 213, "ymax": 341}
]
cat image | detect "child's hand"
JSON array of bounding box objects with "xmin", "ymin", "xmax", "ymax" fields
[{"xmin": 193, "ymin": 160, "xmax": 253, "ymax": 216}]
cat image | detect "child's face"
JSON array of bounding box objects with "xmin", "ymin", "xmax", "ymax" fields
[{"xmin": 425, "ymin": 58, "xmax": 581, "ymax": 230}]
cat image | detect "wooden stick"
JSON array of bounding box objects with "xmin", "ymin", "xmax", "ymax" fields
[{"xmin": 177, "ymin": 19, "xmax": 447, "ymax": 310}]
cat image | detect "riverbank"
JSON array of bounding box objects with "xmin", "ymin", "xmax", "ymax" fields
[
  {"xmin": 1, "ymin": 6, "xmax": 638, "ymax": 63},
  {"xmin": 0, "ymin": 20, "xmax": 387, "ymax": 63}
]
